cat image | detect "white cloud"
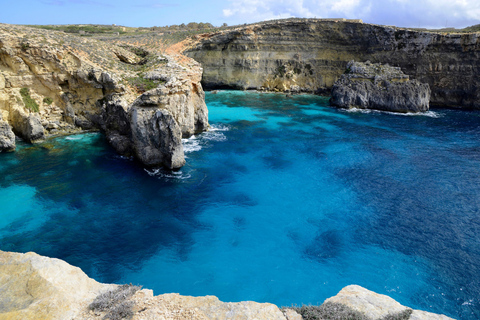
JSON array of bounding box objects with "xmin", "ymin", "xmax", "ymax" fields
[{"xmin": 222, "ymin": 0, "xmax": 480, "ymax": 28}]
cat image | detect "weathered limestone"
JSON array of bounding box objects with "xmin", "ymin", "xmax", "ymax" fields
[
  {"xmin": 185, "ymin": 19, "xmax": 480, "ymax": 109},
  {"xmin": 0, "ymin": 24, "xmax": 208, "ymax": 169},
  {"xmin": 330, "ymin": 61, "xmax": 430, "ymax": 112},
  {"xmin": 0, "ymin": 251, "xmax": 456, "ymax": 320},
  {"xmin": 325, "ymin": 285, "xmax": 454, "ymax": 320},
  {"xmin": 0, "ymin": 114, "xmax": 15, "ymax": 152},
  {"xmin": 0, "ymin": 250, "xmax": 114, "ymax": 320}
]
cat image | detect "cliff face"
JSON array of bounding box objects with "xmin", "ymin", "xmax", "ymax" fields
[
  {"xmin": 0, "ymin": 251, "xmax": 454, "ymax": 320},
  {"xmin": 0, "ymin": 24, "xmax": 208, "ymax": 168},
  {"xmin": 331, "ymin": 60, "xmax": 431, "ymax": 112},
  {"xmin": 185, "ymin": 19, "xmax": 480, "ymax": 109}
]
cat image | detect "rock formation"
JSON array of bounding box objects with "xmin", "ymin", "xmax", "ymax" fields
[
  {"xmin": 330, "ymin": 60, "xmax": 430, "ymax": 112},
  {"xmin": 184, "ymin": 18, "xmax": 480, "ymax": 109},
  {"xmin": 0, "ymin": 113, "xmax": 15, "ymax": 152},
  {"xmin": 0, "ymin": 24, "xmax": 208, "ymax": 169},
  {"xmin": 0, "ymin": 251, "xmax": 455, "ymax": 320}
]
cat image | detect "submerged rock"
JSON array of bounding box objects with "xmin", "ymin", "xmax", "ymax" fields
[
  {"xmin": 0, "ymin": 251, "xmax": 455, "ymax": 320},
  {"xmin": 330, "ymin": 61, "xmax": 430, "ymax": 113}
]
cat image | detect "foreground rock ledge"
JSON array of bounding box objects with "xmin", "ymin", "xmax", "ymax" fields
[
  {"xmin": 0, "ymin": 251, "xmax": 454, "ymax": 320},
  {"xmin": 330, "ymin": 61, "xmax": 431, "ymax": 113}
]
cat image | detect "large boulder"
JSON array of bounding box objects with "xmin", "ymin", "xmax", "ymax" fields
[
  {"xmin": 323, "ymin": 285, "xmax": 454, "ymax": 320},
  {"xmin": 330, "ymin": 61, "xmax": 430, "ymax": 113},
  {"xmin": 0, "ymin": 251, "xmax": 113, "ymax": 320},
  {"xmin": 0, "ymin": 114, "xmax": 15, "ymax": 152},
  {"xmin": 9, "ymin": 106, "xmax": 45, "ymax": 143},
  {"xmin": 130, "ymin": 106, "xmax": 185, "ymax": 169}
]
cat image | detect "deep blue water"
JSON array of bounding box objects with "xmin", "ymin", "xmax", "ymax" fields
[{"xmin": 1, "ymin": 91, "xmax": 480, "ymax": 319}]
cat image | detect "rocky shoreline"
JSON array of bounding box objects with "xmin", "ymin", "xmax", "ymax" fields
[
  {"xmin": 184, "ymin": 19, "xmax": 480, "ymax": 109},
  {"xmin": 0, "ymin": 251, "xmax": 454, "ymax": 320},
  {"xmin": 330, "ymin": 61, "xmax": 431, "ymax": 113},
  {"xmin": 0, "ymin": 24, "xmax": 208, "ymax": 168}
]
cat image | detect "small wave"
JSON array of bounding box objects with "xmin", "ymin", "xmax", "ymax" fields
[
  {"xmin": 462, "ymin": 299, "xmax": 474, "ymax": 306},
  {"xmin": 203, "ymin": 131, "xmax": 227, "ymax": 142},
  {"xmin": 343, "ymin": 107, "xmax": 441, "ymax": 118},
  {"xmin": 209, "ymin": 124, "xmax": 230, "ymax": 131},
  {"xmin": 65, "ymin": 136, "xmax": 82, "ymax": 140},
  {"xmin": 144, "ymin": 168, "xmax": 192, "ymax": 180}
]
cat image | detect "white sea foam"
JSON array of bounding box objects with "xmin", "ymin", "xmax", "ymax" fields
[
  {"xmin": 144, "ymin": 168, "xmax": 192, "ymax": 180},
  {"xmin": 182, "ymin": 135, "xmax": 202, "ymax": 153},
  {"xmin": 202, "ymin": 131, "xmax": 227, "ymax": 141},
  {"xmin": 209, "ymin": 124, "xmax": 230, "ymax": 131},
  {"xmin": 181, "ymin": 124, "xmax": 229, "ymax": 155},
  {"xmin": 343, "ymin": 107, "xmax": 441, "ymax": 118},
  {"xmin": 65, "ymin": 136, "xmax": 82, "ymax": 140}
]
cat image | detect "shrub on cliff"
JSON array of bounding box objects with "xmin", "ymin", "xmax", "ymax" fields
[
  {"xmin": 89, "ymin": 284, "xmax": 141, "ymax": 320},
  {"xmin": 291, "ymin": 303, "xmax": 368, "ymax": 320},
  {"xmin": 20, "ymin": 88, "xmax": 39, "ymax": 112},
  {"xmin": 290, "ymin": 302, "xmax": 413, "ymax": 320}
]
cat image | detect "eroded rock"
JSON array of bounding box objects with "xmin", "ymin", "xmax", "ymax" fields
[
  {"xmin": 0, "ymin": 251, "xmax": 455, "ymax": 320},
  {"xmin": 0, "ymin": 250, "xmax": 113, "ymax": 320},
  {"xmin": 330, "ymin": 61, "xmax": 430, "ymax": 113},
  {"xmin": 0, "ymin": 24, "xmax": 208, "ymax": 169},
  {"xmin": 0, "ymin": 115, "xmax": 15, "ymax": 152}
]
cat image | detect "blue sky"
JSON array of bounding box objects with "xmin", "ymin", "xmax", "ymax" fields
[{"xmin": 2, "ymin": 0, "xmax": 479, "ymax": 29}]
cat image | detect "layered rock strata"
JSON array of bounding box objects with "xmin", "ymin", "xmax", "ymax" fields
[
  {"xmin": 0, "ymin": 24, "xmax": 208, "ymax": 168},
  {"xmin": 0, "ymin": 251, "xmax": 455, "ymax": 320},
  {"xmin": 330, "ymin": 60, "xmax": 430, "ymax": 112},
  {"xmin": 185, "ymin": 18, "xmax": 480, "ymax": 109}
]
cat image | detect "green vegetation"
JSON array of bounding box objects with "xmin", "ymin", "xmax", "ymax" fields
[
  {"xmin": 27, "ymin": 24, "xmax": 128, "ymax": 35},
  {"xmin": 289, "ymin": 303, "xmax": 413, "ymax": 320},
  {"xmin": 459, "ymin": 24, "xmax": 480, "ymax": 33},
  {"xmin": 88, "ymin": 284, "xmax": 141, "ymax": 320},
  {"xmin": 291, "ymin": 303, "xmax": 369, "ymax": 320},
  {"xmin": 125, "ymin": 74, "xmax": 165, "ymax": 93},
  {"xmin": 43, "ymin": 97, "xmax": 53, "ymax": 105},
  {"xmin": 20, "ymin": 88, "xmax": 39, "ymax": 112}
]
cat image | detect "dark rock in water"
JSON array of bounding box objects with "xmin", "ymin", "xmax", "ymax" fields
[
  {"xmin": 0, "ymin": 117, "xmax": 15, "ymax": 152},
  {"xmin": 130, "ymin": 106, "xmax": 185, "ymax": 169},
  {"xmin": 330, "ymin": 61, "xmax": 430, "ymax": 113}
]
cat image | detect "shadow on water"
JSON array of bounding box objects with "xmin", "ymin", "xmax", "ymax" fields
[{"xmin": 0, "ymin": 134, "xmax": 215, "ymax": 282}]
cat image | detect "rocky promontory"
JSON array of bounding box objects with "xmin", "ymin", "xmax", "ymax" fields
[
  {"xmin": 184, "ymin": 18, "xmax": 480, "ymax": 109},
  {"xmin": 0, "ymin": 251, "xmax": 455, "ymax": 320},
  {"xmin": 0, "ymin": 24, "xmax": 208, "ymax": 168},
  {"xmin": 330, "ymin": 60, "xmax": 430, "ymax": 113}
]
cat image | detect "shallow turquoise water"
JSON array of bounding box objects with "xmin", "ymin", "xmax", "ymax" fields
[{"xmin": 1, "ymin": 91, "xmax": 479, "ymax": 319}]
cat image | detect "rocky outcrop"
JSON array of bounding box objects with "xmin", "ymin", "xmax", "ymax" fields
[
  {"xmin": 185, "ymin": 18, "xmax": 480, "ymax": 109},
  {"xmin": 0, "ymin": 24, "xmax": 208, "ymax": 169},
  {"xmin": 0, "ymin": 251, "xmax": 455, "ymax": 320},
  {"xmin": 330, "ymin": 61, "xmax": 430, "ymax": 112},
  {"xmin": 324, "ymin": 285, "xmax": 453, "ymax": 320},
  {"xmin": 0, "ymin": 114, "xmax": 15, "ymax": 152},
  {"xmin": 0, "ymin": 251, "xmax": 114, "ymax": 320}
]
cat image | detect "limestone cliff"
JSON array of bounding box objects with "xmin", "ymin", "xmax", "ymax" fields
[
  {"xmin": 0, "ymin": 251, "xmax": 455, "ymax": 320},
  {"xmin": 331, "ymin": 60, "xmax": 430, "ymax": 112},
  {"xmin": 184, "ymin": 18, "xmax": 480, "ymax": 109},
  {"xmin": 0, "ymin": 24, "xmax": 208, "ymax": 168}
]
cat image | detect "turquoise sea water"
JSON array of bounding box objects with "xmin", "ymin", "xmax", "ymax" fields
[{"xmin": 1, "ymin": 91, "xmax": 479, "ymax": 319}]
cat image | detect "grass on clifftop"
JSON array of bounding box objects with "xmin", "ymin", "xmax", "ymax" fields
[{"xmin": 20, "ymin": 88, "xmax": 39, "ymax": 112}]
